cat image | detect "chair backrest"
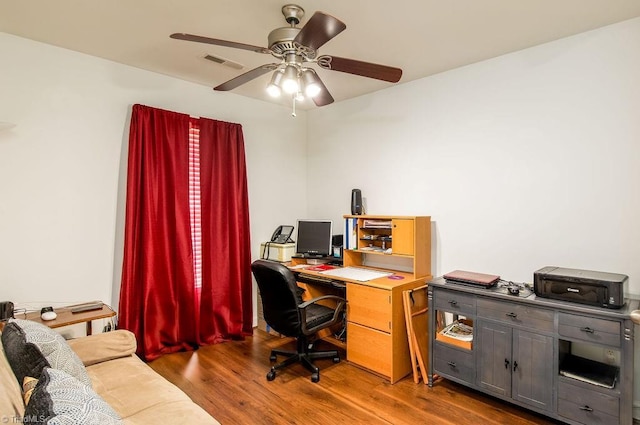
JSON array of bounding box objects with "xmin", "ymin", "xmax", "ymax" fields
[{"xmin": 251, "ymin": 260, "xmax": 302, "ymax": 337}]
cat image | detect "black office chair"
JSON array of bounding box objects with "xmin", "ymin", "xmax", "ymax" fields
[{"xmin": 251, "ymin": 259, "xmax": 347, "ymax": 383}]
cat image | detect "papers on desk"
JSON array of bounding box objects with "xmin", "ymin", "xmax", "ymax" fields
[
  {"xmin": 289, "ymin": 264, "xmax": 311, "ymax": 270},
  {"xmin": 319, "ymin": 267, "xmax": 393, "ymax": 282}
]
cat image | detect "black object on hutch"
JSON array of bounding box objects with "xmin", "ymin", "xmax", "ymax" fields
[{"xmin": 428, "ymin": 277, "xmax": 638, "ymax": 425}]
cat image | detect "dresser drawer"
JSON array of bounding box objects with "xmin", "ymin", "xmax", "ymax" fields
[
  {"xmin": 347, "ymin": 284, "xmax": 391, "ymax": 332},
  {"xmin": 558, "ymin": 381, "xmax": 619, "ymax": 424},
  {"xmin": 477, "ymin": 298, "xmax": 554, "ymax": 332},
  {"xmin": 433, "ymin": 342, "xmax": 474, "ymax": 385},
  {"xmin": 558, "ymin": 313, "xmax": 621, "ymax": 347},
  {"xmin": 346, "ymin": 322, "xmax": 392, "ymax": 377},
  {"xmin": 433, "ymin": 290, "xmax": 476, "ymax": 316}
]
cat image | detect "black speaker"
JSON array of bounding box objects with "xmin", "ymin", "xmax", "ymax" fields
[
  {"xmin": 332, "ymin": 235, "xmax": 344, "ymax": 258},
  {"xmin": 351, "ymin": 189, "xmax": 363, "ymax": 215}
]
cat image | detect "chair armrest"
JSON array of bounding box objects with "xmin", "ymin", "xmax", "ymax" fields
[
  {"xmin": 298, "ymin": 295, "xmax": 345, "ymax": 309},
  {"xmin": 299, "ymin": 295, "xmax": 347, "ymax": 335},
  {"xmin": 66, "ymin": 330, "xmax": 137, "ymax": 366}
]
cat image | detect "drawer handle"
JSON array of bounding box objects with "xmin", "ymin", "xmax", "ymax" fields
[
  {"xmin": 513, "ymin": 361, "xmax": 518, "ymax": 372},
  {"xmin": 506, "ymin": 312, "xmax": 518, "ymax": 319},
  {"xmin": 504, "ymin": 359, "xmax": 509, "ymax": 369},
  {"xmin": 447, "ymin": 361, "xmax": 457, "ymax": 368},
  {"xmin": 448, "ymin": 300, "xmax": 458, "ymax": 306},
  {"xmin": 579, "ymin": 405, "xmax": 593, "ymax": 412},
  {"xmin": 580, "ymin": 327, "xmax": 595, "ymax": 334}
]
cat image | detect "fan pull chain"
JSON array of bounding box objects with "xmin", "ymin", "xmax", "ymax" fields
[{"xmin": 292, "ymin": 95, "xmax": 297, "ymax": 117}]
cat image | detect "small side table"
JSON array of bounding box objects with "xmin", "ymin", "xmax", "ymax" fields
[{"xmin": 24, "ymin": 304, "xmax": 116, "ymax": 335}]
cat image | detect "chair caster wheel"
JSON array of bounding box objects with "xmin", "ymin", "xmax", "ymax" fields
[
  {"xmin": 269, "ymin": 354, "xmax": 277, "ymax": 362},
  {"xmin": 266, "ymin": 370, "xmax": 276, "ymax": 381},
  {"xmin": 311, "ymin": 372, "xmax": 320, "ymax": 383},
  {"xmin": 333, "ymin": 357, "xmax": 340, "ymax": 363}
]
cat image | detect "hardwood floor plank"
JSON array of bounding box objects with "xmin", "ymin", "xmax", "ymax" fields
[{"xmin": 149, "ymin": 329, "xmax": 560, "ymax": 424}]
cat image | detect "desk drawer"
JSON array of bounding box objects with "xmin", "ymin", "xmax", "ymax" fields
[
  {"xmin": 347, "ymin": 284, "xmax": 391, "ymax": 332},
  {"xmin": 558, "ymin": 381, "xmax": 619, "ymax": 424},
  {"xmin": 558, "ymin": 313, "xmax": 620, "ymax": 347},
  {"xmin": 347, "ymin": 322, "xmax": 392, "ymax": 378},
  {"xmin": 433, "ymin": 290, "xmax": 476, "ymax": 316},
  {"xmin": 477, "ymin": 298, "xmax": 554, "ymax": 332},
  {"xmin": 433, "ymin": 342, "xmax": 474, "ymax": 385}
]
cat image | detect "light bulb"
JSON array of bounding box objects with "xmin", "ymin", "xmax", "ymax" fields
[
  {"xmin": 282, "ymin": 66, "xmax": 299, "ymax": 94},
  {"xmin": 266, "ymin": 84, "xmax": 281, "ymax": 97},
  {"xmin": 305, "ymin": 82, "xmax": 321, "ymax": 98}
]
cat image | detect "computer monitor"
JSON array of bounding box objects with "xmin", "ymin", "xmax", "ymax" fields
[{"xmin": 295, "ymin": 220, "xmax": 333, "ymax": 260}]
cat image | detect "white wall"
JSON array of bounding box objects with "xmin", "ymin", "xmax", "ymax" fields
[
  {"xmin": 0, "ymin": 33, "xmax": 308, "ymax": 326},
  {"xmin": 308, "ymin": 17, "xmax": 640, "ymax": 291},
  {"xmin": 306, "ymin": 17, "xmax": 640, "ymax": 415}
]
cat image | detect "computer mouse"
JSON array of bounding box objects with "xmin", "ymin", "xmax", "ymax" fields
[
  {"xmin": 41, "ymin": 311, "xmax": 57, "ymax": 321},
  {"xmin": 507, "ymin": 286, "xmax": 520, "ymax": 296}
]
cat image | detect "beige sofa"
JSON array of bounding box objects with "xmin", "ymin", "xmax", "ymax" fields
[{"xmin": 1, "ymin": 328, "xmax": 219, "ymax": 424}]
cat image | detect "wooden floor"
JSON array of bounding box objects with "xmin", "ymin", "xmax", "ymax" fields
[{"xmin": 149, "ymin": 329, "xmax": 560, "ymax": 425}]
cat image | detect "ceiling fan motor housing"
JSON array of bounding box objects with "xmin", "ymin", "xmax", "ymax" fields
[{"xmin": 268, "ymin": 27, "xmax": 301, "ymax": 56}]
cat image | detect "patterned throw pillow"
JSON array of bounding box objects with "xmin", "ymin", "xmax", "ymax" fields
[
  {"xmin": 1, "ymin": 319, "xmax": 91, "ymax": 387},
  {"xmin": 24, "ymin": 367, "xmax": 122, "ymax": 424}
]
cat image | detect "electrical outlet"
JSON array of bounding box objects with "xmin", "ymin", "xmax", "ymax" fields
[{"xmin": 604, "ymin": 349, "xmax": 616, "ymax": 365}]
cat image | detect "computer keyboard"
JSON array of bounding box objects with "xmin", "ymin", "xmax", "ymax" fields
[{"xmin": 296, "ymin": 273, "xmax": 346, "ymax": 290}]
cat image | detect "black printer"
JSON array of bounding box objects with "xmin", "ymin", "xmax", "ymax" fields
[{"xmin": 534, "ymin": 266, "xmax": 627, "ymax": 309}]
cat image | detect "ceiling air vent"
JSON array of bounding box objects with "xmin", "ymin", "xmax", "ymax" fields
[{"xmin": 203, "ymin": 54, "xmax": 243, "ymax": 70}]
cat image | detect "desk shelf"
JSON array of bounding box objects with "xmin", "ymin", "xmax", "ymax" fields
[{"xmin": 343, "ymin": 215, "xmax": 431, "ymax": 279}]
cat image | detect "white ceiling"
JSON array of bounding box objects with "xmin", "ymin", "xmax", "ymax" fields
[{"xmin": 2, "ymin": 1, "xmax": 640, "ymax": 110}]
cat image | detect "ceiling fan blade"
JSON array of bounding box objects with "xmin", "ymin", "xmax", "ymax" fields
[
  {"xmin": 311, "ymin": 77, "xmax": 334, "ymax": 107},
  {"xmin": 294, "ymin": 12, "xmax": 346, "ymax": 51},
  {"xmin": 317, "ymin": 55, "xmax": 402, "ymax": 83},
  {"xmin": 214, "ymin": 64, "xmax": 279, "ymax": 91},
  {"xmin": 170, "ymin": 33, "xmax": 270, "ymax": 54}
]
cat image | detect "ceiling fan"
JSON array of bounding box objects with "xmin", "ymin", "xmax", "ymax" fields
[{"xmin": 170, "ymin": 4, "xmax": 402, "ymax": 108}]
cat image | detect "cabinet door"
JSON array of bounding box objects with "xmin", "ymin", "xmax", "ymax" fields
[
  {"xmin": 391, "ymin": 219, "xmax": 414, "ymax": 255},
  {"xmin": 477, "ymin": 320, "xmax": 512, "ymax": 397},
  {"xmin": 512, "ymin": 329, "xmax": 553, "ymax": 412}
]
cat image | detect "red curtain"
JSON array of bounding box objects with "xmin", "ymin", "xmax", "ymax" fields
[
  {"xmin": 119, "ymin": 104, "xmax": 252, "ymax": 361},
  {"xmin": 198, "ymin": 118, "xmax": 253, "ymax": 344}
]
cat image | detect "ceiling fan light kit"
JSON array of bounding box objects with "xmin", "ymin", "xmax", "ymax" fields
[{"xmin": 170, "ymin": 4, "xmax": 402, "ymax": 114}]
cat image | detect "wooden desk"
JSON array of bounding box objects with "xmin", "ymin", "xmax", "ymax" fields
[
  {"xmin": 286, "ymin": 214, "xmax": 432, "ymax": 383},
  {"xmin": 24, "ymin": 304, "xmax": 116, "ymax": 335},
  {"xmin": 293, "ymin": 264, "xmax": 428, "ymax": 383}
]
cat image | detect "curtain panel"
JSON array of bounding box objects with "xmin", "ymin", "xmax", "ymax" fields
[
  {"xmin": 198, "ymin": 118, "xmax": 253, "ymax": 344},
  {"xmin": 119, "ymin": 104, "xmax": 252, "ymax": 361}
]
